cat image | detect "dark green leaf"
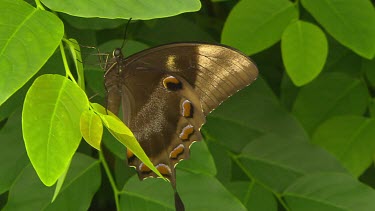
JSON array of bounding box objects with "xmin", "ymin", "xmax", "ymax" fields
[
  {"xmin": 177, "ymin": 141, "xmax": 216, "ymax": 176},
  {"xmin": 292, "ymin": 73, "xmax": 369, "ymax": 134},
  {"xmin": 3, "ymin": 153, "xmax": 100, "ymax": 211},
  {"xmin": 312, "ymin": 116, "xmax": 375, "ymax": 177},
  {"xmin": 284, "ymin": 173, "xmax": 375, "ymax": 211},
  {"xmin": 0, "ymin": 109, "xmax": 29, "ymax": 194},
  {"xmin": 206, "ymin": 77, "xmax": 308, "ymax": 153},
  {"xmin": 238, "ymin": 134, "xmax": 347, "ymax": 193},
  {"xmin": 364, "ymin": 58, "xmax": 375, "ymax": 87},
  {"xmin": 121, "ymin": 171, "xmax": 246, "ymax": 211},
  {"xmin": 227, "ymin": 181, "xmax": 277, "ymax": 211}
]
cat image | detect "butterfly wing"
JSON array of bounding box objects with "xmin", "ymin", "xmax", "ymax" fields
[{"xmin": 105, "ymin": 42, "xmax": 258, "ymax": 186}]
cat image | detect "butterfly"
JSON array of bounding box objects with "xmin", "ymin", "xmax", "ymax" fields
[{"xmin": 104, "ymin": 43, "xmax": 258, "ymax": 211}]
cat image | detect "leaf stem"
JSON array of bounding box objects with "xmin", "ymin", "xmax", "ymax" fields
[
  {"xmin": 34, "ymin": 0, "xmax": 45, "ymax": 10},
  {"xmin": 99, "ymin": 150, "xmax": 121, "ymax": 211},
  {"xmin": 59, "ymin": 43, "xmax": 77, "ymax": 84}
]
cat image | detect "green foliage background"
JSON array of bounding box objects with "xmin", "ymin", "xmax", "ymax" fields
[{"xmin": 1, "ymin": 0, "xmax": 375, "ymax": 210}]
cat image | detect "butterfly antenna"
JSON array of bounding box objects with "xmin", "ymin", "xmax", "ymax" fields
[{"xmin": 120, "ymin": 18, "xmax": 133, "ymax": 50}]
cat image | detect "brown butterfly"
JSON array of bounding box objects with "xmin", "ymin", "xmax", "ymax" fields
[{"xmin": 104, "ymin": 43, "xmax": 258, "ymax": 211}]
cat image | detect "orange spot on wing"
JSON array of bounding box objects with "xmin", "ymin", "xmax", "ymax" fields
[
  {"xmin": 170, "ymin": 144, "xmax": 185, "ymax": 159},
  {"xmin": 179, "ymin": 125, "xmax": 194, "ymax": 140}
]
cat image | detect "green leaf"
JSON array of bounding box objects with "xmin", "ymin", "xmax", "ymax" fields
[
  {"xmin": 3, "ymin": 153, "xmax": 100, "ymax": 211},
  {"xmin": 121, "ymin": 171, "xmax": 247, "ymax": 211},
  {"xmin": 60, "ymin": 15, "xmax": 125, "ymax": 30},
  {"xmin": 280, "ymin": 72, "xmax": 300, "ymax": 111},
  {"xmin": 177, "ymin": 141, "xmax": 217, "ymax": 176},
  {"xmin": 281, "ymin": 21, "xmax": 328, "ymax": 86},
  {"xmin": 238, "ymin": 134, "xmax": 347, "ymax": 193},
  {"xmin": 0, "ymin": 109, "xmax": 29, "ymax": 194},
  {"xmin": 221, "ymin": 0, "xmax": 298, "ymax": 55},
  {"xmin": 101, "ymin": 115, "xmax": 133, "ymax": 135},
  {"xmin": 22, "ymin": 74, "xmax": 89, "ymax": 186},
  {"xmin": 45, "ymin": 154, "xmax": 101, "ymax": 210},
  {"xmin": 227, "ymin": 182, "xmax": 277, "ymax": 211},
  {"xmin": 66, "ymin": 39, "xmax": 85, "ymax": 90},
  {"xmin": 119, "ymin": 131, "xmax": 219, "ymax": 210},
  {"xmin": 91, "ymin": 103, "xmax": 134, "ymax": 136},
  {"xmin": 0, "ymin": 0, "xmax": 64, "ymax": 105},
  {"xmin": 91, "ymin": 103, "xmax": 163, "ymax": 179},
  {"xmin": 292, "ymin": 73, "xmax": 369, "ymax": 134},
  {"xmin": 51, "ymin": 165, "xmax": 69, "ymax": 202},
  {"xmin": 312, "ymin": 116, "xmax": 375, "ymax": 177},
  {"xmin": 132, "ymin": 16, "xmax": 216, "ymax": 45},
  {"xmin": 205, "ymin": 77, "xmax": 308, "ymax": 153},
  {"xmin": 369, "ymin": 98, "xmax": 375, "ymax": 117},
  {"xmin": 102, "ymin": 128, "xmax": 126, "ymax": 160},
  {"xmin": 284, "ymin": 173, "xmax": 375, "ymax": 211},
  {"xmin": 301, "ymin": 0, "xmax": 375, "ymax": 59},
  {"xmin": 40, "ymin": 0, "xmax": 201, "ymax": 20},
  {"xmin": 0, "ymin": 51, "xmax": 64, "ymax": 122},
  {"xmin": 364, "ymin": 57, "xmax": 375, "ymax": 87},
  {"xmin": 80, "ymin": 110, "xmax": 103, "ymax": 150}
]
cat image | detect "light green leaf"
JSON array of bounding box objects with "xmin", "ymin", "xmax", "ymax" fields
[
  {"xmin": 22, "ymin": 74, "xmax": 89, "ymax": 186},
  {"xmin": 41, "ymin": 0, "xmax": 201, "ymax": 20},
  {"xmin": 292, "ymin": 73, "xmax": 369, "ymax": 134},
  {"xmin": 312, "ymin": 116, "xmax": 375, "ymax": 177},
  {"xmin": 80, "ymin": 110, "xmax": 103, "ymax": 150},
  {"xmin": 60, "ymin": 15, "xmax": 125, "ymax": 30},
  {"xmin": 302, "ymin": 0, "xmax": 375, "ymax": 59},
  {"xmin": 222, "ymin": 0, "xmax": 298, "ymax": 55},
  {"xmin": 0, "ymin": 0, "xmax": 64, "ymax": 105},
  {"xmin": 91, "ymin": 103, "xmax": 134, "ymax": 136},
  {"xmin": 282, "ymin": 21, "xmax": 328, "ymax": 86},
  {"xmin": 66, "ymin": 39, "xmax": 85, "ymax": 90},
  {"xmin": 284, "ymin": 173, "xmax": 375, "ymax": 211},
  {"xmin": 108, "ymin": 130, "xmax": 163, "ymax": 179},
  {"xmin": 101, "ymin": 115, "xmax": 133, "ymax": 135}
]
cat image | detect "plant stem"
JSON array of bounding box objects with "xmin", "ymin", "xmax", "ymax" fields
[
  {"xmin": 59, "ymin": 43, "xmax": 77, "ymax": 84},
  {"xmin": 99, "ymin": 150, "xmax": 121, "ymax": 211}
]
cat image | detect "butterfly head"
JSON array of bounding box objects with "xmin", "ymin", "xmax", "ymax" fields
[{"xmin": 113, "ymin": 48, "xmax": 124, "ymax": 59}]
